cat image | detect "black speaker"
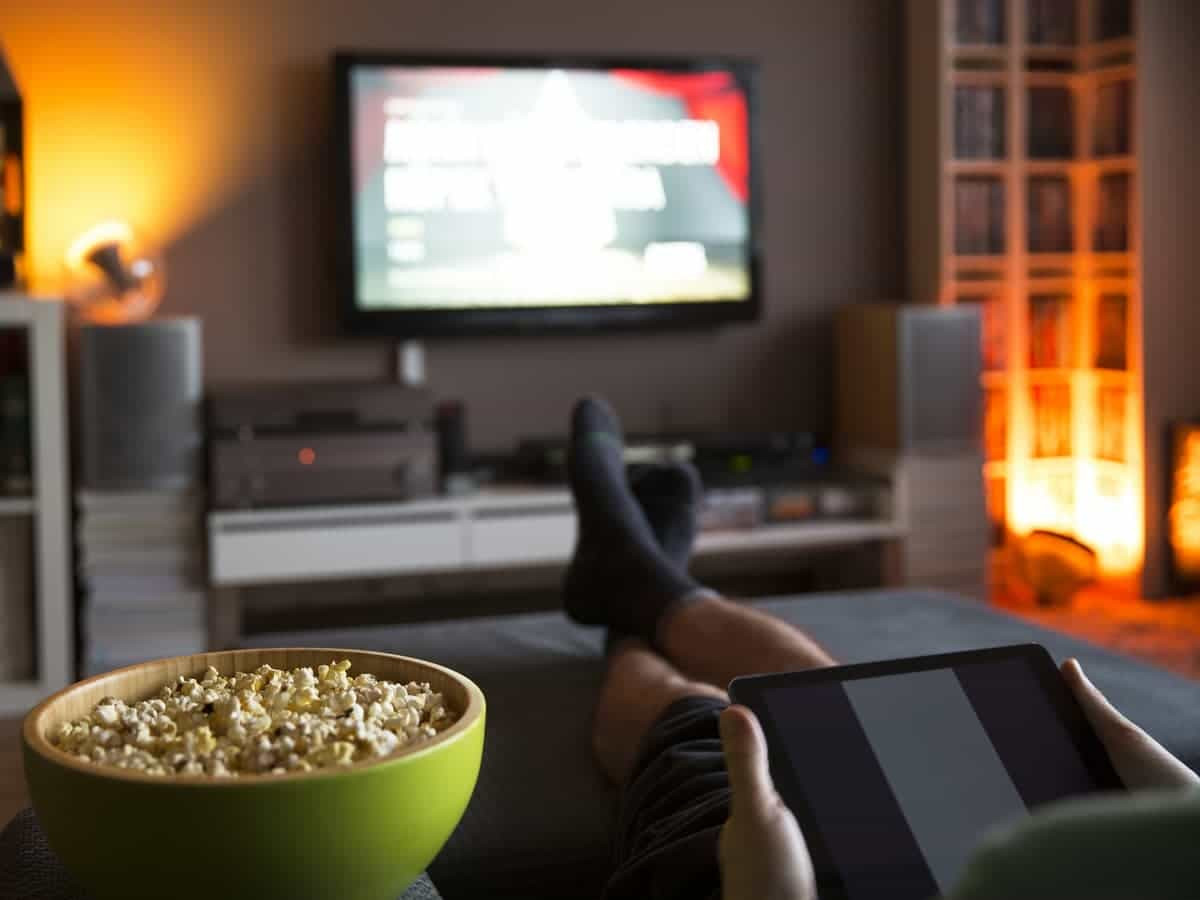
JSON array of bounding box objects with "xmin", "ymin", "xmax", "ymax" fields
[{"xmin": 79, "ymin": 319, "xmax": 203, "ymax": 489}]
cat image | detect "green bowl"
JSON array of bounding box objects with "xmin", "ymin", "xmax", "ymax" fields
[{"xmin": 23, "ymin": 648, "xmax": 485, "ymax": 900}]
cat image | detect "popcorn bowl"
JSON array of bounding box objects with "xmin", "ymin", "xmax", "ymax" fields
[{"xmin": 22, "ymin": 648, "xmax": 485, "ymax": 900}]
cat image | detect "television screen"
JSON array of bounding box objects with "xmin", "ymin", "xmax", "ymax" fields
[{"xmin": 334, "ymin": 53, "xmax": 761, "ymax": 335}]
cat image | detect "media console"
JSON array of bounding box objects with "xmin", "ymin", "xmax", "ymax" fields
[{"xmin": 206, "ymin": 486, "xmax": 907, "ymax": 648}]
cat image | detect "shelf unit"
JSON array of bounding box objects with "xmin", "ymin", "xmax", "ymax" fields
[
  {"xmin": 907, "ymin": 0, "xmax": 1142, "ymax": 577},
  {"xmin": 0, "ymin": 295, "xmax": 72, "ymax": 714}
]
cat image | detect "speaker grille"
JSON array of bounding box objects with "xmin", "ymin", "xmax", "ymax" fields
[
  {"xmin": 900, "ymin": 308, "xmax": 982, "ymax": 452},
  {"xmin": 80, "ymin": 320, "xmax": 202, "ymax": 490}
]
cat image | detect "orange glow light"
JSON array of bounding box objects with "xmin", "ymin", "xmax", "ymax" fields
[
  {"xmin": 298, "ymin": 447, "xmax": 316, "ymax": 466},
  {"xmin": 1169, "ymin": 428, "xmax": 1200, "ymax": 580},
  {"xmin": 0, "ymin": 4, "xmax": 265, "ymax": 293},
  {"xmin": 64, "ymin": 221, "xmax": 134, "ymax": 271}
]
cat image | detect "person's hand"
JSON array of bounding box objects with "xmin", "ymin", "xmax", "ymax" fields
[
  {"xmin": 1061, "ymin": 658, "xmax": 1199, "ymax": 790},
  {"xmin": 718, "ymin": 705, "xmax": 816, "ymax": 900}
]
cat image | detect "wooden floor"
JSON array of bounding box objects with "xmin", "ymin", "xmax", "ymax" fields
[{"xmin": 1000, "ymin": 585, "xmax": 1200, "ymax": 680}]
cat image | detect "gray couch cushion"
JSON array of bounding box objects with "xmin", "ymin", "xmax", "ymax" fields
[{"xmin": 248, "ymin": 589, "xmax": 1200, "ymax": 900}]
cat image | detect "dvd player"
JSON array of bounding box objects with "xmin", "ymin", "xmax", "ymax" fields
[{"xmin": 207, "ymin": 382, "xmax": 437, "ymax": 510}]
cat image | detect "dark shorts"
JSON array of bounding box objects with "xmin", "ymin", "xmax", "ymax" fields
[{"xmin": 602, "ymin": 695, "xmax": 731, "ymax": 900}]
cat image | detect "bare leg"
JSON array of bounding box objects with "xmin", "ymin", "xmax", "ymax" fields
[
  {"xmin": 592, "ymin": 638, "xmax": 727, "ymax": 786},
  {"xmin": 658, "ymin": 595, "xmax": 836, "ymax": 690}
]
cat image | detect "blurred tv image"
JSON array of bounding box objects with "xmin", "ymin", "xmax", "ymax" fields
[{"xmin": 347, "ymin": 65, "xmax": 753, "ymax": 312}]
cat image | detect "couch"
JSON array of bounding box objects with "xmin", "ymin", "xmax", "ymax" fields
[{"xmin": 244, "ymin": 588, "xmax": 1200, "ymax": 900}]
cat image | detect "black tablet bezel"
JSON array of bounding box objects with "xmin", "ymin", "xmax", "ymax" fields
[{"xmin": 729, "ymin": 643, "xmax": 1124, "ymax": 900}]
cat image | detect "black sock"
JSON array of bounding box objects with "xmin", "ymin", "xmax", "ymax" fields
[
  {"xmin": 602, "ymin": 463, "xmax": 704, "ymax": 655},
  {"xmin": 563, "ymin": 397, "xmax": 704, "ymax": 645},
  {"xmin": 629, "ymin": 462, "xmax": 703, "ymax": 567}
]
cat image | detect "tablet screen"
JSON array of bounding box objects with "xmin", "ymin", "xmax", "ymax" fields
[{"xmin": 734, "ymin": 646, "xmax": 1121, "ymax": 900}]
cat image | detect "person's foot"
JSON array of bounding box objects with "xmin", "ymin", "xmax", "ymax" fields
[
  {"xmin": 629, "ymin": 462, "xmax": 703, "ymax": 567},
  {"xmin": 604, "ymin": 462, "xmax": 704, "ymax": 654},
  {"xmin": 563, "ymin": 397, "xmax": 705, "ymax": 645}
]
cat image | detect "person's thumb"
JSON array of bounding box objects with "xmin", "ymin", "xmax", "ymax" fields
[
  {"xmin": 1061, "ymin": 658, "xmax": 1199, "ymax": 789},
  {"xmin": 720, "ymin": 705, "xmax": 776, "ymax": 817},
  {"xmin": 1061, "ymin": 658, "xmax": 1135, "ymax": 738}
]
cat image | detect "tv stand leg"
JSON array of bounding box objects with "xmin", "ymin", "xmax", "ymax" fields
[{"xmin": 208, "ymin": 586, "xmax": 242, "ymax": 651}]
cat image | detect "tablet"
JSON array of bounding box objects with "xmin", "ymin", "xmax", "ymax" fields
[{"xmin": 729, "ymin": 643, "xmax": 1123, "ymax": 900}]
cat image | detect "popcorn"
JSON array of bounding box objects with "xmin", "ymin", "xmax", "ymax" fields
[{"xmin": 50, "ymin": 660, "xmax": 458, "ymax": 777}]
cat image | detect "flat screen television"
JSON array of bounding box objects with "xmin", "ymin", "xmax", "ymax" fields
[{"xmin": 333, "ymin": 51, "xmax": 762, "ymax": 336}]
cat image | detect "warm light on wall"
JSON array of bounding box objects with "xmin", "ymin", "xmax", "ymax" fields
[{"xmin": 0, "ymin": 6, "xmax": 266, "ymax": 292}]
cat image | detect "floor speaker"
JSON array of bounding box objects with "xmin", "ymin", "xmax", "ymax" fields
[
  {"xmin": 79, "ymin": 318, "xmax": 203, "ymax": 490},
  {"xmin": 836, "ymin": 304, "xmax": 982, "ymax": 453},
  {"xmin": 837, "ymin": 304, "xmax": 988, "ymax": 600}
]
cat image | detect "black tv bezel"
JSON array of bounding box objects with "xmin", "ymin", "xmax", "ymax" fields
[{"xmin": 332, "ymin": 50, "xmax": 763, "ymax": 337}]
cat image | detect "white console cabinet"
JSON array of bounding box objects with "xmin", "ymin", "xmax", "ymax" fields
[{"xmin": 207, "ymin": 488, "xmax": 905, "ymax": 648}]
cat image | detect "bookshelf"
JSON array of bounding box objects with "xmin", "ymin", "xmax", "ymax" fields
[
  {"xmin": 907, "ymin": 0, "xmax": 1142, "ymax": 578},
  {"xmin": 0, "ymin": 296, "xmax": 72, "ymax": 714}
]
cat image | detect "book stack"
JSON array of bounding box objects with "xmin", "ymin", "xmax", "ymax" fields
[
  {"xmin": 1027, "ymin": 87, "xmax": 1074, "ymax": 159},
  {"xmin": 1028, "ymin": 0, "xmax": 1077, "ymax": 45},
  {"xmin": 1094, "ymin": 173, "xmax": 1130, "ymax": 252},
  {"xmin": 1094, "ymin": 0, "xmax": 1132, "ymax": 41},
  {"xmin": 954, "ymin": 86, "xmax": 1005, "ymax": 160},
  {"xmin": 1093, "ymin": 81, "xmax": 1131, "ymax": 157},
  {"xmin": 1027, "ymin": 176, "xmax": 1073, "ymax": 253},
  {"xmin": 77, "ymin": 488, "xmax": 207, "ymax": 676},
  {"xmin": 956, "ymin": 0, "xmax": 1006, "ymax": 45},
  {"xmin": 954, "ymin": 177, "xmax": 1006, "ymax": 255}
]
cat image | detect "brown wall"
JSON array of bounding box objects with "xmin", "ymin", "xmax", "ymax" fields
[
  {"xmin": 1140, "ymin": 0, "xmax": 1200, "ymax": 597},
  {"xmin": 1, "ymin": 0, "xmax": 900, "ymax": 450}
]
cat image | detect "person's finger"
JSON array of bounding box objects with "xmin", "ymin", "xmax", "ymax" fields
[
  {"xmin": 1061, "ymin": 658, "xmax": 1138, "ymax": 739},
  {"xmin": 1062, "ymin": 659, "xmax": 1199, "ymax": 788},
  {"xmin": 720, "ymin": 705, "xmax": 775, "ymax": 816}
]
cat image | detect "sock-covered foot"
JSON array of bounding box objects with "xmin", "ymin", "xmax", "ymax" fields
[
  {"xmin": 564, "ymin": 397, "xmax": 703, "ymax": 644},
  {"xmin": 604, "ymin": 462, "xmax": 704, "ymax": 655},
  {"xmin": 629, "ymin": 462, "xmax": 704, "ymax": 567}
]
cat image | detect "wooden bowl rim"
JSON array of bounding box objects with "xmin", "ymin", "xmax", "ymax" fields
[{"xmin": 23, "ymin": 648, "xmax": 485, "ymax": 786}]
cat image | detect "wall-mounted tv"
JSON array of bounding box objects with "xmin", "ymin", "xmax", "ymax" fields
[{"xmin": 333, "ymin": 51, "xmax": 762, "ymax": 336}]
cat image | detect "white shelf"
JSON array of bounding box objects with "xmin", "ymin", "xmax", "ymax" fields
[
  {"xmin": 209, "ymin": 490, "xmax": 904, "ymax": 586},
  {"xmin": 0, "ymin": 682, "xmax": 53, "ymax": 712},
  {"xmin": 0, "ymin": 296, "xmax": 73, "ymax": 716},
  {"xmin": 696, "ymin": 520, "xmax": 904, "ymax": 555},
  {"xmin": 0, "ymin": 497, "xmax": 35, "ymax": 516}
]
